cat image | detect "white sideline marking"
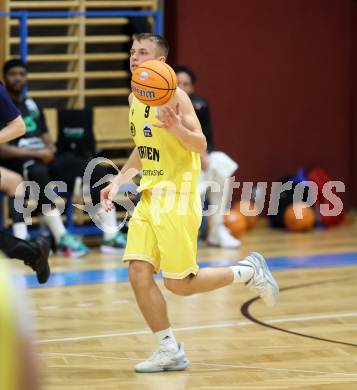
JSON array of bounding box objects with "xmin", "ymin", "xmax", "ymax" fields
[
  {"xmin": 37, "ymin": 311, "xmax": 357, "ymax": 344},
  {"xmin": 77, "ymin": 303, "xmax": 95, "ymax": 308},
  {"xmin": 40, "ymin": 305, "xmax": 59, "ymax": 310},
  {"xmin": 42, "ymin": 352, "xmax": 357, "ymax": 377}
]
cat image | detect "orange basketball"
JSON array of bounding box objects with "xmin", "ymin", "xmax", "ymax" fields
[
  {"xmin": 224, "ymin": 210, "xmax": 248, "ymax": 238},
  {"xmin": 233, "ymin": 200, "xmax": 259, "ymax": 229},
  {"xmin": 131, "ymin": 60, "xmax": 177, "ymax": 106},
  {"xmin": 283, "ymin": 203, "xmax": 315, "ymax": 232}
]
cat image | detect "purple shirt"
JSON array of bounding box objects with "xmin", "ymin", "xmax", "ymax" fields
[{"xmin": 0, "ymin": 82, "xmax": 20, "ymax": 129}]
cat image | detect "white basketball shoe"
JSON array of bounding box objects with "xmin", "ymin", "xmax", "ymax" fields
[
  {"xmin": 135, "ymin": 342, "xmax": 189, "ymax": 373},
  {"xmin": 244, "ymin": 252, "xmax": 280, "ymax": 307},
  {"xmin": 207, "ymin": 224, "xmax": 241, "ymax": 249}
]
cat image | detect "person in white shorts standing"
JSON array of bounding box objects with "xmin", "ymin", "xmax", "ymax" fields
[{"xmin": 176, "ymin": 65, "xmax": 240, "ymax": 248}]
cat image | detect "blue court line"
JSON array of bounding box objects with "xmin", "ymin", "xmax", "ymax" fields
[{"xmin": 17, "ymin": 252, "xmax": 357, "ymax": 289}]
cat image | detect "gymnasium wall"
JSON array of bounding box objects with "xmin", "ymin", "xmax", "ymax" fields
[
  {"xmin": 352, "ymin": 2, "xmax": 357, "ymax": 206},
  {"xmin": 166, "ymin": 0, "xmax": 355, "ymax": 206}
]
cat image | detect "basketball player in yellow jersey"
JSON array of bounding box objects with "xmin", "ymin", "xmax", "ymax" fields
[
  {"xmin": 0, "ymin": 260, "xmax": 39, "ymax": 390},
  {"xmin": 101, "ymin": 33, "xmax": 279, "ymax": 373}
]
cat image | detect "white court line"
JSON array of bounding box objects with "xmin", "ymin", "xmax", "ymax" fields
[
  {"xmin": 40, "ymin": 305, "xmax": 58, "ymax": 310},
  {"xmin": 42, "ymin": 352, "xmax": 357, "ymax": 377},
  {"xmin": 37, "ymin": 311, "xmax": 357, "ymax": 344}
]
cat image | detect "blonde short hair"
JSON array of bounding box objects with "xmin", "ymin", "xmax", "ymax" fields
[{"xmin": 132, "ymin": 33, "xmax": 169, "ymax": 57}]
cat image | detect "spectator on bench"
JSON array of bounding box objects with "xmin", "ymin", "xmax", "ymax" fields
[
  {"xmin": 175, "ymin": 65, "xmax": 240, "ymax": 249},
  {"xmin": 0, "ymin": 59, "xmax": 126, "ymax": 257}
]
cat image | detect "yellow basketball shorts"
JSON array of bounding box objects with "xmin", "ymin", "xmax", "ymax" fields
[{"xmin": 123, "ymin": 190, "xmax": 202, "ymax": 279}]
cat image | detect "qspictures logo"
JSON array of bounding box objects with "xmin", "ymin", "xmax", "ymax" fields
[{"xmin": 12, "ymin": 157, "xmax": 346, "ymax": 230}]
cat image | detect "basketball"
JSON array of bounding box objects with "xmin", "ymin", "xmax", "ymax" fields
[
  {"xmin": 131, "ymin": 60, "xmax": 177, "ymax": 106},
  {"xmin": 233, "ymin": 200, "xmax": 259, "ymax": 229},
  {"xmin": 283, "ymin": 203, "xmax": 315, "ymax": 232},
  {"xmin": 224, "ymin": 210, "xmax": 248, "ymax": 238}
]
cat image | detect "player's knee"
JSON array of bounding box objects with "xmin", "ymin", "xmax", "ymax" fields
[
  {"xmin": 12, "ymin": 172, "xmax": 23, "ymax": 188},
  {"xmin": 1, "ymin": 172, "xmax": 23, "ymax": 196},
  {"xmin": 164, "ymin": 279, "xmax": 193, "ymax": 296},
  {"xmin": 128, "ymin": 260, "xmax": 155, "ymax": 288}
]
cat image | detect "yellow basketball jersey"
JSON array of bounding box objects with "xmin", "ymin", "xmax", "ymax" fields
[
  {"xmin": 0, "ymin": 260, "xmax": 19, "ymax": 390},
  {"xmin": 129, "ymin": 96, "xmax": 201, "ymax": 193}
]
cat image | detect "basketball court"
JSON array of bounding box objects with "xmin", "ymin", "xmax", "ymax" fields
[
  {"xmin": 13, "ymin": 217, "xmax": 357, "ymax": 389},
  {"xmin": 1, "ymin": 1, "xmax": 357, "ymax": 389}
]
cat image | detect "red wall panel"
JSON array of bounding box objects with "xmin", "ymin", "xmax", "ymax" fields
[
  {"xmin": 167, "ymin": 0, "xmax": 353, "ymax": 205},
  {"xmin": 352, "ymin": 2, "xmax": 357, "ymax": 206}
]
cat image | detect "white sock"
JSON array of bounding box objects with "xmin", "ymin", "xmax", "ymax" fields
[
  {"xmin": 230, "ymin": 261, "xmax": 254, "ymax": 283},
  {"xmin": 12, "ymin": 222, "xmax": 28, "ymax": 240},
  {"xmin": 209, "ymin": 173, "xmax": 231, "ymax": 226},
  {"xmin": 98, "ymin": 208, "xmax": 118, "ymax": 240},
  {"xmin": 155, "ymin": 327, "xmax": 178, "ymax": 352},
  {"xmin": 43, "ymin": 209, "xmax": 67, "ymax": 243}
]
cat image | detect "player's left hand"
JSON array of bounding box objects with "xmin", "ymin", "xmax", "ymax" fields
[
  {"xmin": 101, "ymin": 182, "xmax": 119, "ymax": 212},
  {"xmin": 154, "ymin": 104, "xmax": 182, "ymax": 133}
]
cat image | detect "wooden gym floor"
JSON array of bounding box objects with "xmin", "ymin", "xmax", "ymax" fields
[{"xmin": 13, "ymin": 215, "xmax": 357, "ymax": 390}]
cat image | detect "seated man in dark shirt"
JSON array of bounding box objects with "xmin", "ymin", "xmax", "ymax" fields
[
  {"xmin": 1, "ymin": 59, "xmax": 126, "ymax": 257},
  {"xmin": 0, "ymin": 81, "xmax": 50, "ymax": 284},
  {"xmin": 175, "ymin": 65, "xmax": 240, "ymax": 248}
]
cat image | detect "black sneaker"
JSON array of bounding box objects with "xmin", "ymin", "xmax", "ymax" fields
[{"xmin": 26, "ymin": 236, "xmax": 51, "ymax": 284}]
